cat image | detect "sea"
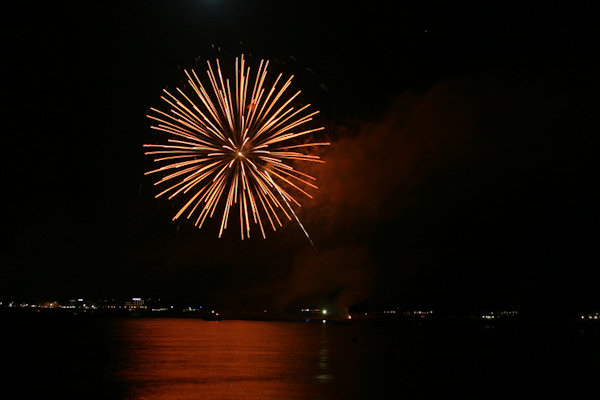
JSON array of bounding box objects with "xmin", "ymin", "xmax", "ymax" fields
[{"xmin": 1, "ymin": 315, "xmax": 598, "ymax": 399}]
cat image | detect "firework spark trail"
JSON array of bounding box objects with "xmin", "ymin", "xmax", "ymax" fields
[
  {"xmin": 266, "ymin": 171, "xmax": 317, "ymax": 250},
  {"xmin": 144, "ymin": 54, "xmax": 328, "ymax": 240}
]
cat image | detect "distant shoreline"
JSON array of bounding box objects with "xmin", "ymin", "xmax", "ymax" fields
[{"xmin": 1, "ymin": 307, "xmax": 597, "ymax": 325}]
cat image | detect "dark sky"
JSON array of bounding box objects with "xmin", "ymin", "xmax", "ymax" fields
[{"xmin": 3, "ymin": 1, "xmax": 598, "ymax": 313}]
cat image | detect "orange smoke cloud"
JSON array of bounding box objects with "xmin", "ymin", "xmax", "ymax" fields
[{"xmin": 303, "ymin": 81, "xmax": 476, "ymax": 236}]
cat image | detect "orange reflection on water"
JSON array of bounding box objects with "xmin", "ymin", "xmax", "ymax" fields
[{"xmin": 113, "ymin": 319, "xmax": 337, "ymax": 400}]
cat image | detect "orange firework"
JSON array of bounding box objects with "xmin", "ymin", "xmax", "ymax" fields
[{"xmin": 144, "ymin": 55, "xmax": 328, "ymax": 239}]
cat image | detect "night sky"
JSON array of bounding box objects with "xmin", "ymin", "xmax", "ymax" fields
[{"xmin": 3, "ymin": 1, "xmax": 598, "ymax": 313}]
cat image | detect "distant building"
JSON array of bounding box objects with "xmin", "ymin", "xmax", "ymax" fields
[{"xmin": 125, "ymin": 298, "xmax": 146, "ymax": 309}]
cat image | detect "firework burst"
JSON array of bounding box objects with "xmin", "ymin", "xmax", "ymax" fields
[{"xmin": 144, "ymin": 54, "xmax": 328, "ymax": 239}]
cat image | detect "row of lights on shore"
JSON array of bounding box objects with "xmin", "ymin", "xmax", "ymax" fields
[{"xmin": 581, "ymin": 313, "xmax": 599, "ymax": 320}]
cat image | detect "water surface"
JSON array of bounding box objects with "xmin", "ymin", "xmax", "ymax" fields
[{"xmin": 1, "ymin": 316, "xmax": 598, "ymax": 399}]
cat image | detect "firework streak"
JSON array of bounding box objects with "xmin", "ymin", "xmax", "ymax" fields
[{"xmin": 144, "ymin": 55, "xmax": 328, "ymax": 239}]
